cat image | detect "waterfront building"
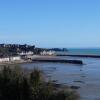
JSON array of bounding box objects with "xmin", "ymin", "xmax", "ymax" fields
[
  {"xmin": 0, "ymin": 56, "xmax": 21, "ymax": 62},
  {"xmin": 10, "ymin": 56, "xmax": 21, "ymax": 61},
  {"xmin": 40, "ymin": 50, "xmax": 56, "ymax": 56}
]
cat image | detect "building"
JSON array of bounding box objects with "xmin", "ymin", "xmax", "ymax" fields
[
  {"xmin": 10, "ymin": 56, "xmax": 21, "ymax": 61},
  {"xmin": 18, "ymin": 51, "xmax": 34, "ymax": 56},
  {"xmin": 0, "ymin": 56, "xmax": 21, "ymax": 63},
  {"xmin": 0, "ymin": 57, "xmax": 9, "ymax": 62},
  {"xmin": 40, "ymin": 50, "xmax": 55, "ymax": 56}
]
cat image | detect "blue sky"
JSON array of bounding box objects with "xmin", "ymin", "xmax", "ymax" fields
[{"xmin": 0, "ymin": 0, "xmax": 100, "ymax": 48}]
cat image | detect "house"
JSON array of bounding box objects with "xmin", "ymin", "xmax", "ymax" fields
[
  {"xmin": 10, "ymin": 56, "xmax": 21, "ymax": 61},
  {"xmin": 0, "ymin": 56, "xmax": 21, "ymax": 63},
  {"xmin": 18, "ymin": 51, "xmax": 34, "ymax": 56},
  {"xmin": 40, "ymin": 50, "xmax": 55, "ymax": 56},
  {"xmin": 0, "ymin": 57, "xmax": 9, "ymax": 62},
  {"xmin": 18, "ymin": 51, "xmax": 34, "ymax": 60}
]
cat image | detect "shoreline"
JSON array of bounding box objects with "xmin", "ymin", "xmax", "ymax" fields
[
  {"xmin": 0, "ymin": 55, "xmax": 83, "ymax": 65},
  {"xmin": 1, "ymin": 53, "xmax": 100, "ymax": 66}
]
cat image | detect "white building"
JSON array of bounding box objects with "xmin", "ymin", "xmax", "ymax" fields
[
  {"xmin": 40, "ymin": 50, "xmax": 55, "ymax": 56},
  {"xmin": 10, "ymin": 56, "xmax": 21, "ymax": 61},
  {"xmin": 18, "ymin": 51, "xmax": 34, "ymax": 56},
  {"xmin": 0, "ymin": 57, "xmax": 9, "ymax": 62},
  {"xmin": 0, "ymin": 56, "xmax": 21, "ymax": 63}
]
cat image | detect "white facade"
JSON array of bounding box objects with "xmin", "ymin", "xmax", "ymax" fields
[
  {"xmin": 0, "ymin": 57, "xmax": 9, "ymax": 62},
  {"xmin": 18, "ymin": 51, "xmax": 34, "ymax": 56},
  {"xmin": 0, "ymin": 56, "xmax": 21, "ymax": 62},
  {"xmin": 40, "ymin": 51, "xmax": 55, "ymax": 56},
  {"xmin": 10, "ymin": 56, "xmax": 21, "ymax": 61}
]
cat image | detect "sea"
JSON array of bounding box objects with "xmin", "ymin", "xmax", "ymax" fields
[
  {"xmin": 67, "ymin": 48, "xmax": 100, "ymax": 55},
  {"xmin": 21, "ymin": 48, "xmax": 100, "ymax": 100}
]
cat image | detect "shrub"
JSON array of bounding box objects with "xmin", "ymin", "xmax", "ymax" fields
[{"xmin": 0, "ymin": 66, "xmax": 79, "ymax": 100}]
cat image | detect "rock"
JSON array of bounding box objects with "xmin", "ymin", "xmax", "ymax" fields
[{"xmin": 70, "ymin": 86, "xmax": 80, "ymax": 89}]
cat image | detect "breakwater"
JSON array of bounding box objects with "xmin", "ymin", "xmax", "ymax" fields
[
  {"xmin": 57, "ymin": 54, "xmax": 100, "ymax": 58},
  {"xmin": 32, "ymin": 59, "xmax": 83, "ymax": 64}
]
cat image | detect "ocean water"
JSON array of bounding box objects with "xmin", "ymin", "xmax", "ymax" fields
[
  {"xmin": 67, "ymin": 48, "xmax": 100, "ymax": 55},
  {"xmin": 20, "ymin": 48, "xmax": 100, "ymax": 100},
  {"xmin": 21, "ymin": 56, "xmax": 100, "ymax": 100}
]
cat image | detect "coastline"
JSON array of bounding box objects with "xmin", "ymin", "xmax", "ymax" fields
[
  {"xmin": 2, "ymin": 53, "xmax": 100, "ymax": 66},
  {"xmin": 0, "ymin": 55, "xmax": 83, "ymax": 65},
  {"xmin": 1, "ymin": 55, "xmax": 100, "ymax": 99}
]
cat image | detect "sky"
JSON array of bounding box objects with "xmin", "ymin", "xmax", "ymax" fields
[{"xmin": 0, "ymin": 0, "xmax": 100, "ymax": 48}]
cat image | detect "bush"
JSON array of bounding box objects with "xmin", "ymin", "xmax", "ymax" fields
[{"xmin": 0, "ymin": 66, "xmax": 79, "ymax": 100}]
